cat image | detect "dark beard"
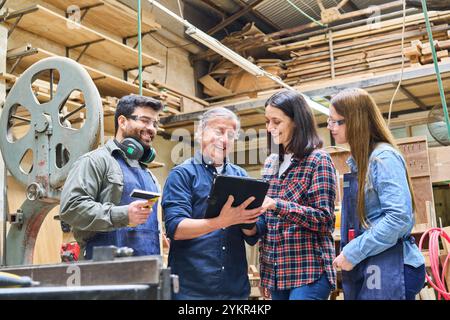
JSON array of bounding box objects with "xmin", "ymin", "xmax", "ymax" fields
[{"xmin": 125, "ymin": 131, "xmax": 151, "ymax": 148}]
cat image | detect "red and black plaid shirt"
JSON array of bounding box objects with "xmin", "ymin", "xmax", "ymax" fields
[{"xmin": 259, "ymin": 149, "xmax": 337, "ymax": 290}]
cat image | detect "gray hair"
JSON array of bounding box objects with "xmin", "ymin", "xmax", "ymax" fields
[{"xmin": 195, "ymin": 107, "xmax": 241, "ymax": 140}]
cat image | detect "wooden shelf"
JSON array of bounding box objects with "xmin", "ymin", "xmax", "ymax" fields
[
  {"xmin": 10, "ymin": 47, "xmax": 161, "ymax": 99},
  {"xmin": 42, "ymin": 0, "xmax": 161, "ymax": 39},
  {"xmin": 3, "ymin": 5, "xmax": 159, "ymax": 71}
]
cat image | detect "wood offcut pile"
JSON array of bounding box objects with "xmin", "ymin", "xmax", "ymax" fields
[
  {"xmin": 271, "ymin": 11, "xmax": 450, "ymax": 86},
  {"xmin": 196, "ymin": 23, "xmax": 284, "ymax": 101},
  {"xmin": 404, "ymin": 34, "xmax": 450, "ymax": 66},
  {"xmin": 197, "ymin": 10, "xmax": 450, "ymax": 102},
  {"xmin": 199, "ymin": 59, "xmax": 283, "ymax": 102}
]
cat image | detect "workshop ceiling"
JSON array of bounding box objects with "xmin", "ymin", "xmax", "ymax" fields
[{"xmin": 182, "ymin": 0, "xmax": 406, "ymax": 39}]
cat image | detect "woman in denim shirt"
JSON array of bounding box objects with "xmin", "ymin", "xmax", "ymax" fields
[{"xmin": 328, "ymin": 88, "xmax": 425, "ymax": 300}]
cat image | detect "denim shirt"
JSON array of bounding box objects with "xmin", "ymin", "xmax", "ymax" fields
[
  {"xmin": 342, "ymin": 143, "xmax": 425, "ymax": 268},
  {"xmin": 161, "ymin": 152, "xmax": 261, "ymax": 299}
]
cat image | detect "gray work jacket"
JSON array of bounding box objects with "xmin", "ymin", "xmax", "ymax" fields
[{"xmin": 59, "ymin": 139, "xmax": 161, "ymax": 250}]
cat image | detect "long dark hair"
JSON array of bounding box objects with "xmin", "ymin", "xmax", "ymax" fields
[{"xmin": 265, "ymin": 90, "xmax": 323, "ymax": 160}]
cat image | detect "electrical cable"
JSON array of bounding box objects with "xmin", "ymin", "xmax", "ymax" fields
[
  {"xmin": 285, "ymin": 0, "xmax": 326, "ymax": 27},
  {"xmin": 177, "ymin": 0, "xmax": 183, "ymax": 18},
  {"xmin": 418, "ymin": 228, "xmax": 450, "ymax": 300},
  {"xmin": 138, "ymin": 0, "xmax": 143, "ymax": 95},
  {"xmin": 387, "ymin": 0, "xmax": 407, "ymax": 126}
]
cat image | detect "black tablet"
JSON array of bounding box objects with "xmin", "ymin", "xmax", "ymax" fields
[
  {"xmin": 204, "ymin": 175, "xmax": 270, "ymax": 229},
  {"xmin": 130, "ymin": 189, "xmax": 161, "ymax": 201}
]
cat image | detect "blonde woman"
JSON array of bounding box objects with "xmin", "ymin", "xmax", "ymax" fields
[{"xmin": 328, "ymin": 88, "xmax": 425, "ymax": 300}]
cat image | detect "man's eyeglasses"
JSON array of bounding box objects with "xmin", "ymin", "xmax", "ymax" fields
[
  {"xmin": 327, "ymin": 117, "xmax": 345, "ymax": 127},
  {"xmin": 208, "ymin": 127, "xmax": 238, "ymax": 140},
  {"xmin": 127, "ymin": 115, "xmax": 160, "ymax": 129}
]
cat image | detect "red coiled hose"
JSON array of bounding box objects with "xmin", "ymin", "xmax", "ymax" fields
[{"xmin": 418, "ymin": 228, "xmax": 450, "ymax": 300}]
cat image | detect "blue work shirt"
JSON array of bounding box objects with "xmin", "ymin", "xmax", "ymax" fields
[
  {"xmin": 342, "ymin": 143, "xmax": 425, "ymax": 268},
  {"xmin": 162, "ymin": 152, "xmax": 261, "ymax": 300}
]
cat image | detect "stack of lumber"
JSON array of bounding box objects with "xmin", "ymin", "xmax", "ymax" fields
[
  {"xmin": 404, "ymin": 35, "xmax": 450, "ymax": 66},
  {"xmin": 196, "ymin": 22, "xmax": 274, "ymax": 62},
  {"xmin": 269, "ymin": 11, "xmax": 450, "ymax": 85},
  {"xmin": 199, "ymin": 59, "xmax": 283, "ymax": 100}
]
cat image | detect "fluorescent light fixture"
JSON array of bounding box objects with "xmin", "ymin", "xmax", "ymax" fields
[
  {"xmin": 147, "ymin": 0, "xmax": 329, "ymax": 116},
  {"xmin": 185, "ymin": 27, "xmax": 265, "ymax": 77}
]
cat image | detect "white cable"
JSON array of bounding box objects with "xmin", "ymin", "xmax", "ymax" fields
[
  {"xmin": 387, "ymin": 0, "xmax": 407, "ymax": 127},
  {"xmin": 177, "ymin": 0, "xmax": 183, "ymax": 19}
]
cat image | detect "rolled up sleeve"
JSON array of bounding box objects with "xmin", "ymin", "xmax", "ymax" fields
[{"xmin": 162, "ymin": 168, "xmax": 193, "ymax": 240}]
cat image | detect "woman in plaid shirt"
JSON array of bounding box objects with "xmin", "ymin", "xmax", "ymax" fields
[{"xmin": 251, "ymin": 90, "xmax": 337, "ymax": 300}]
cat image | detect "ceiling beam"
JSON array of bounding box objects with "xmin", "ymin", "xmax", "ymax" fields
[
  {"xmin": 197, "ymin": 0, "xmax": 227, "ymax": 19},
  {"xmin": 395, "ymin": 84, "xmax": 428, "ymax": 110},
  {"xmin": 346, "ymin": 0, "xmax": 370, "ymax": 20},
  {"xmin": 233, "ymin": 0, "xmax": 280, "ymax": 31},
  {"xmin": 207, "ymin": 0, "xmax": 265, "ymax": 35}
]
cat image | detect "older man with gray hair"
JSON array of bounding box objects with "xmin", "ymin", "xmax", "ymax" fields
[{"xmin": 162, "ymin": 107, "xmax": 265, "ymax": 300}]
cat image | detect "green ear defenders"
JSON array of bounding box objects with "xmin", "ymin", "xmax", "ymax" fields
[{"xmin": 115, "ymin": 138, "xmax": 156, "ymax": 164}]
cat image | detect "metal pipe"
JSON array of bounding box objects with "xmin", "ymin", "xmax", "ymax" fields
[
  {"xmin": 421, "ymin": 0, "xmax": 450, "ymax": 140},
  {"xmin": 138, "ymin": 0, "xmax": 143, "ymax": 95},
  {"xmin": 62, "ymin": 104, "xmax": 86, "ymax": 122}
]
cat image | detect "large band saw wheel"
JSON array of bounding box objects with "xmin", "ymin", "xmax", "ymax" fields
[
  {"xmin": 0, "ymin": 57, "xmax": 102, "ymax": 265},
  {"xmin": 0, "ymin": 56, "xmax": 102, "ymax": 191}
]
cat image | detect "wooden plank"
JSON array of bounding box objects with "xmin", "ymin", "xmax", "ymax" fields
[
  {"xmin": 43, "ymin": 0, "xmax": 160, "ymax": 38},
  {"xmin": 289, "ymin": 24, "xmax": 448, "ymax": 59},
  {"xmin": 397, "ymin": 137, "xmax": 434, "ymax": 226},
  {"xmin": 327, "ymin": 147, "xmax": 351, "ymax": 205},
  {"xmin": 429, "ymin": 146, "xmax": 450, "ymax": 183},
  {"xmin": 5, "ymin": 5, "xmax": 159, "ymax": 70},
  {"xmin": 151, "ymin": 81, "xmax": 209, "ymax": 107},
  {"xmin": 180, "ymin": 97, "xmax": 204, "ymax": 113}
]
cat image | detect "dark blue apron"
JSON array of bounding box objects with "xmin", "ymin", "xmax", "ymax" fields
[
  {"xmin": 85, "ymin": 155, "xmax": 160, "ymax": 259},
  {"xmin": 340, "ymin": 172, "xmax": 406, "ymax": 300}
]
